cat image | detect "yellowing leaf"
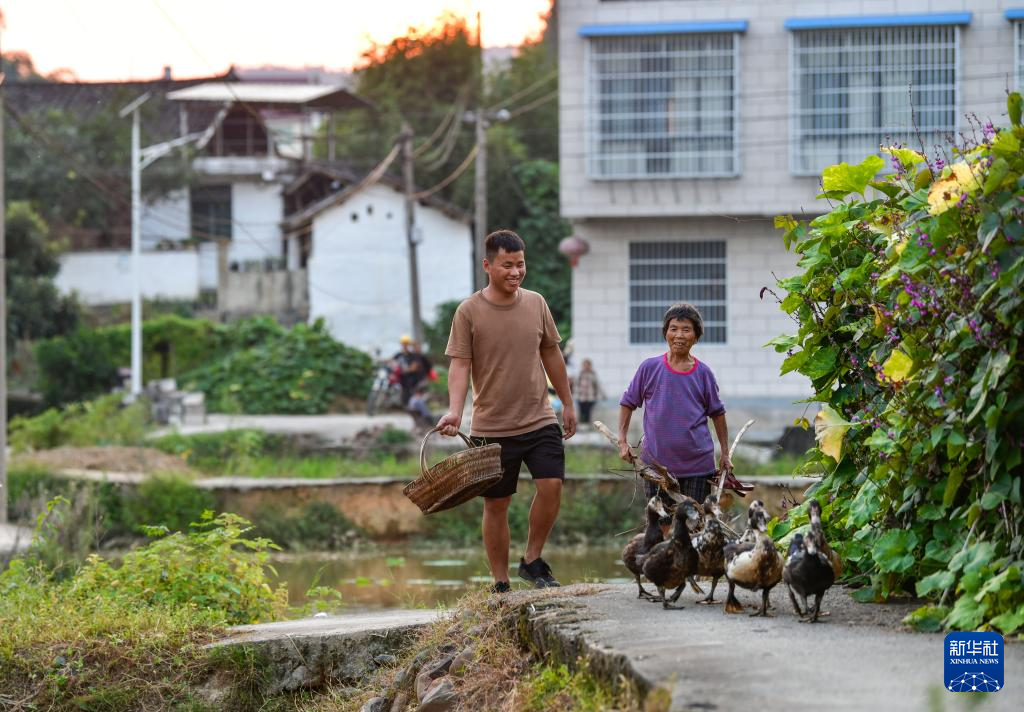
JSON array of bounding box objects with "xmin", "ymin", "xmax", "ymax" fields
[
  {"xmin": 870, "ymin": 304, "xmax": 884, "ymax": 327},
  {"xmin": 881, "ymin": 146, "xmax": 925, "ymax": 169},
  {"xmin": 883, "ymin": 349, "xmax": 914, "ymax": 383},
  {"xmin": 927, "ymin": 162, "xmax": 983, "ymax": 215},
  {"xmin": 814, "ymin": 405, "xmax": 851, "ymax": 461}
]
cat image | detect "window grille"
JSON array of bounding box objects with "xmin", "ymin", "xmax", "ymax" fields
[
  {"xmin": 191, "ymin": 185, "xmax": 232, "ymax": 241},
  {"xmin": 1017, "ymin": 22, "xmax": 1024, "ymax": 90},
  {"xmin": 628, "ymin": 241, "xmax": 727, "ymax": 344},
  {"xmin": 791, "ymin": 26, "xmax": 958, "ymax": 175},
  {"xmin": 588, "ymin": 33, "xmax": 740, "ymax": 178}
]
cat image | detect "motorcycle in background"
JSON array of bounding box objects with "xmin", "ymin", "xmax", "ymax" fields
[{"xmin": 366, "ymin": 360, "xmax": 405, "ymax": 415}]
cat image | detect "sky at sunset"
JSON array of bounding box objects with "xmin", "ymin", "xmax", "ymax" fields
[{"xmin": 1, "ymin": 0, "xmax": 553, "ymax": 81}]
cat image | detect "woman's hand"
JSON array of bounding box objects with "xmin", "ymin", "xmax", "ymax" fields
[{"xmin": 618, "ymin": 439, "xmax": 634, "ymax": 464}]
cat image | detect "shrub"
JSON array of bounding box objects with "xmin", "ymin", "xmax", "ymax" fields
[
  {"xmin": 181, "ymin": 319, "xmax": 374, "ymax": 414},
  {"xmin": 151, "ymin": 428, "xmax": 283, "ymax": 472},
  {"xmin": 770, "ymin": 95, "xmax": 1024, "ymax": 633},
  {"xmin": 8, "ymin": 393, "xmax": 150, "ymax": 452}
]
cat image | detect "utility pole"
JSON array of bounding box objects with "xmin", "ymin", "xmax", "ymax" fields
[
  {"xmin": 401, "ymin": 122, "xmax": 424, "ymax": 343},
  {"xmin": 0, "ymin": 29, "xmax": 7, "ymax": 524},
  {"xmin": 119, "ymin": 93, "xmax": 150, "ymax": 397},
  {"xmin": 473, "ymin": 11, "xmax": 487, "ymax": 291}
]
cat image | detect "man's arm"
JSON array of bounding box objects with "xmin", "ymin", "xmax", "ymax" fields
[
  {"xmin": 540, "ymin": 344, "xmax": 576, "ymax": 439},
  {"xmin": 436, "ymin": 357, "xmax": 471, "ymax": 436},
  {"xmin": 617, "ymin": 405, "xmax": 635, "ymax": 463},
  {"xmin": 711, "ymin": 413, "xmax": 732, "ymax": 473}
]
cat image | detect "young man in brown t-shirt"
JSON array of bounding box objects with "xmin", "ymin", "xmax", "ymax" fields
[{"xmin": 437, "ymin": 230, "xmax": 576, "ymax": 592}]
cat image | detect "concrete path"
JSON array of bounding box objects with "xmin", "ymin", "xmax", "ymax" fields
[
  {"xmin": 526, "ymin": 584, "xmax": 1022, "ymax": 711},
  {"xmin": 0, "ymin": 522, "xmax": 33, "ymax": 556},
  {"xmin": 152, "ymin": 413, "xmax": 415, "ymax": 445}
]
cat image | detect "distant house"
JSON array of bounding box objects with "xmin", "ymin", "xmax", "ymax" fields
[
  {"xmin": 21, "ymin": 71, "xmax": 472, "ymax": 351},
  {"xmin": 558, "ymin": 0, "xmax": 1015, "ymax": 439},
  {"xmin": 283, "ymin": 166, "xmax": 472, "ymax": 353}
]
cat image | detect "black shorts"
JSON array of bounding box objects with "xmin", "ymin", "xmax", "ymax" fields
[{"xmin": 472, "ymin": 423, "xmax": 565, "ymax": 498}]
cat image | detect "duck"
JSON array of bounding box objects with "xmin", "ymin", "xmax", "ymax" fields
[
  {"xmin": 723, "ymin": 500, "xmax": 783, "ymax": 617},
  {"xmin": 692, "ymin": 513, "xmax": 729, "ymax": 604},
  {"xmin": 807, "ymin": 499, "xmax": 842, "ymax": 578},
  {"xmin": 622, "ymin": 496, "xmax": 671, "ymax": 600},
  {"xmin": 782, "ymin": 521, "xmax": 836, "ymax": 623},
  {"xmin": 641, "ymin": 499, "xmax": 702, "ymax": 609}
]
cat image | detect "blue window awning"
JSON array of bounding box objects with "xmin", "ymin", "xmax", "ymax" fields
[
  {"xmin": 1007, "ymin": 9, "xmax": 1024, "ymax": 21},
  {"xmin": 784, "ymin": 13, "xmax": 972, "ymax": 31},
  {"xmin": 578, "ymin": 20, "xmax": 748, "ymax": 38}
]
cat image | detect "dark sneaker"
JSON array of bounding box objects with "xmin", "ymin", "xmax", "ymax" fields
[
  {"xmin": 518, "ymin": 557, "xmax": 560, "ymax": 588},
  {"xmin": 490, "ymin": 581, "xmax": 511, "ymax": 594}
]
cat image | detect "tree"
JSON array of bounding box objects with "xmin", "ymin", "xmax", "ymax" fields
[{"xmin": 5, "ymin": 202, "xmax": 80, "ymax": 347}]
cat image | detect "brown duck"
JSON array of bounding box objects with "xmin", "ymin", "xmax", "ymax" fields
[
  {"xmin": 724, "ymin": 500, "xmax": 783, "ymax": 617},
  {"xmin": 622, "ymin": 496, "xmax": 671, "ymax": 599},
  {"xmin": 641, "ymin": 499, "xmax": 701, "ymax": 610}
]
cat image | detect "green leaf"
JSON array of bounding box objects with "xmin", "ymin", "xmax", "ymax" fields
[
  {"xmin": 822, "ymin": 155, "xmax": 886, "ymax": 197},
  {"xmin": 851, "ymin": 586, "xmax": 879, "ymax": 603},
  {"xmin": 990, "ymin": 603, "xmax": 1024, "ymax": 634},
  {"xmin": 945, "ymin": 595, "xmax": 985, "ymax": 631},
  {"xmin": 983, "ymin": 157, "xmax": 1010, "ymax": 195},
  {"xmin": 903, "ymin": 605, "xmax": 950, "ymax": 632},
  {"xmin": 872, "ymin": 529, "xmax": 919, "ymax": 573},
  {"xmin": 916, "ymin": 570, "xmax": 955, "ymax": 597},
  {"xmin": 949, "ymin": 541, "xmax": 995, "ymax": 575},
  {"xmin": 1010, "ymin": 92, "xmax": 1023, "ymax": 127},
  {"xmin": 803, "ymin": 346, "xmax": 839, "ymax": 380},
  {"xmin": 780, "ymin": 349, "xmax": 809, "ymax": 375},
  {"xmin": 942, "ymin": 469, "xmax": 964, "ymax": 508},
  {"xmin": 980, "ymin": 491, "xmax": 1006, "ymax": 510},
  {"xmin": 881, "ymin": 146, "xmax": 925, "ymax": 169}
]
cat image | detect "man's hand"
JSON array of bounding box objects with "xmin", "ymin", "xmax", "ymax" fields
[
  {"xmin": 718, "ymin": 451, "xmax": 734, "ymax": 475},
  {"xmin": 435, "ymin": 411, "xmax": 462, "ymax": 437},
  {"xmin": 561, "ymin": 403, "xmax": 577, "ymax": 440},
  {"xmin": 618, "ymin": 439, "xmax": 634, "ymax": 464}
]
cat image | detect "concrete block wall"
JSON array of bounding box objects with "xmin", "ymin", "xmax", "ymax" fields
[{"xmin": 559, "ymin": 0, "xmax": 1019, "ymax": 219}]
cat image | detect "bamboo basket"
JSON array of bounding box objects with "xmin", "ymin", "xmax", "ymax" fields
[{"xmin": 403, "ymin": 428, "xmax": 503, "ymax": 514}]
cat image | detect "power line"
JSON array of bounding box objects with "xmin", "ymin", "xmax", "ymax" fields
[{"xmin": 487, "ymin": 69, "xmax": 557, "ymax": 112}]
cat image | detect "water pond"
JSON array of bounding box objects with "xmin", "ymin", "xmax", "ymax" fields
[{"xmin": 271, "ymin": 544, "xmax": 631, "ymax": 612}]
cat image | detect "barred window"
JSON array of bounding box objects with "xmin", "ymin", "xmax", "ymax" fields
[
  {"xmin": 628, "ymin": 241, "xmax": 727, "ymax": 345},
  {"xmin": 791, "ymin": 26, "xmax": 958, "ymax": 175},
  {"xmin": 588, "ymin": 33, "xmax": 740, "ymax": 179},
  {"xmin": 1016, "ymin": 21, "xmax": 1024, "ymax": 89},
  {"xmin": 191, "ymin": 185, "xmax": 232, "ymax": 241}
]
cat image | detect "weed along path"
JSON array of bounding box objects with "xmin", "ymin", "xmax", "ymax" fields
[{"xmin": 520, "ymin": 584, "xmax": 1023, "ymax": 711}]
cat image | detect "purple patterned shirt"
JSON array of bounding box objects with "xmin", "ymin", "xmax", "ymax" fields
[{"xmin": 620, "ymin": 354, "xmax": 726, "ymax": 479}]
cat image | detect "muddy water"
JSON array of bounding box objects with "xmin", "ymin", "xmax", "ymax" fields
[{"xmin": 271, "ymin": 544, "xmax": 631, "ymax": 612}]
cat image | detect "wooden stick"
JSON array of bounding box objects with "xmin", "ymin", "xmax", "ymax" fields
[
  {"xmin": 715, "ymin": 418, "xmax": 756, "ymax": 500},
  {"xmin": 592, "ymin": 421, "xmax": 685, "ymax": 502}
]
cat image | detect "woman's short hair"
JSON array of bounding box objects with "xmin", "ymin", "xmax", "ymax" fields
[
  {"xmin": 485, "ymin": 230, "xmax": 526, "ymax": 261},
  {"xmin": 662, "ymin": 303, "xmax": 704, "ymax": 339}
]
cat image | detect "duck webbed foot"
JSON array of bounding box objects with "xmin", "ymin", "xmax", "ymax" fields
[
  {"xmin": 723, "ymin": 582, "xmax": 744, "ymax": 614},
  {"xmin": 637, "ymin": 580, "xmax": 657, "ymax": 600}
]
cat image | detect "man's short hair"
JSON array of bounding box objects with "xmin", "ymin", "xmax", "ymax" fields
[
  {"xmin": 485, "ymin": 230, "xmax": 526, "ymax": 261},
  {"xmin": 662, "ymin": 303, "xmax": 704, "ymax": 339}
]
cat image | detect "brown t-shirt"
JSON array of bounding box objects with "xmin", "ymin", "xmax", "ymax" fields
[{"xmin": 445, "ymin": 288, "xmax": 561, "ymax": 437}]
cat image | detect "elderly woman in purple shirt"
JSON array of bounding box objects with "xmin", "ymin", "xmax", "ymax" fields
[{"xmin": 617, "ymin": 303, "xmax": 732, "ymax": 503}]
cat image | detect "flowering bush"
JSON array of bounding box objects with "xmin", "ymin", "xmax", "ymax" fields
[{"xmin": 771, "ymin": 94, "xmax": 1024, "ymax": 633}]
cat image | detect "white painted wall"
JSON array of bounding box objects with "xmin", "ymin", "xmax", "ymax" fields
[
  {"xmin": 570, "ymin": 218, "xmax": 808, "ymax": 404},
  {"xmin": 307, "ymin": 183, "xmax": 472, "ymax": 353},
  {"xmin": 558, "ymin": 0, "xmax": 1016, "ymax": 219},
  {"xmin": 228, "ymin": 182, "xmax": 285, "ymax": 267},
  {"xmin": 141, "ymin": 190, "xmax": 190, "ymax": 249},
  {"xmin": 56, "ymin": 250, "xmax": 200, "ymax": 305}
]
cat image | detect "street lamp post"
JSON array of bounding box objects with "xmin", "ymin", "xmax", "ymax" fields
[{"xmin": 119, "ymin": 94, "xmax": 204, "ymax": 397}]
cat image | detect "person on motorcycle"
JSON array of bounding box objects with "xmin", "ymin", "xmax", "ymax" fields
[{"xmin": 394, "ymin": 335, "xmax": 431, "ymax": 405}]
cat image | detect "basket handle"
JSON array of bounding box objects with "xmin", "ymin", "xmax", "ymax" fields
[{"xmin": 419, "ymin": 426, "xmax": 477, "ymax": 479}]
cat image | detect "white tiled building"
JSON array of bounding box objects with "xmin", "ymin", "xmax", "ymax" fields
[{"xmin": 559, "ymin": 0, "xmax": 1019, "ymax": 436}]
